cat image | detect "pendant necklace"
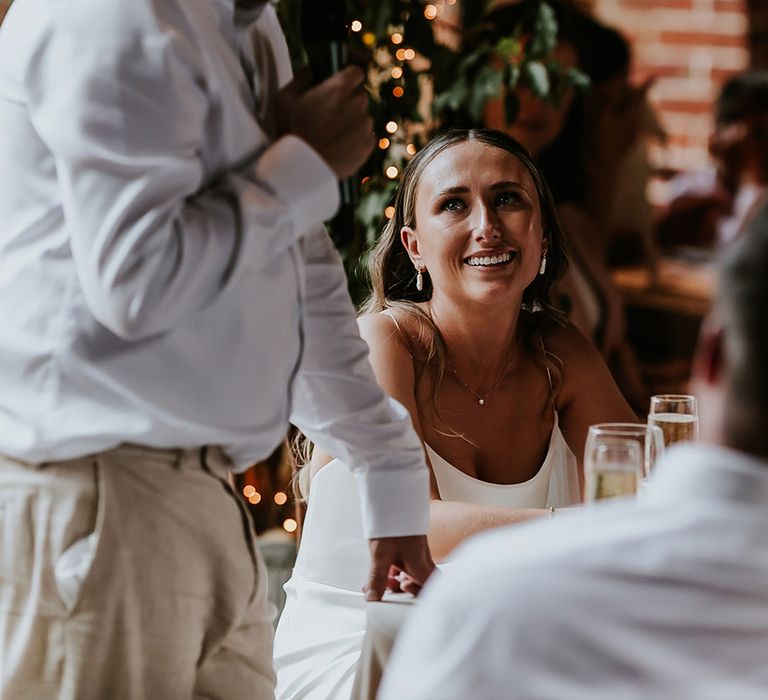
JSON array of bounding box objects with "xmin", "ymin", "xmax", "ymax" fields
[{"xmin": 445, "ymin": 355, "xmax": 514, "ymax": 406}]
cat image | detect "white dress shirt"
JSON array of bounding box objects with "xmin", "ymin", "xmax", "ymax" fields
[
  {"xmin": 381, "ymin": 444, "xmax": 768, "ymax": 699},
  {"xmin": 0, "ymin": 0, "xmax": 429, "ymax": 538}
]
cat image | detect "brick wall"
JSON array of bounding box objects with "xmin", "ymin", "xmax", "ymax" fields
[{"xmin": 590, "ymin": 0, "xmax": 751, "ymax": 180}]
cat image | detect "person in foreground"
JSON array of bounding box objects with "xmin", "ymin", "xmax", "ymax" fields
[
  {"xmin": 380, "ymin": 200, "xmax": 768, "ymax": 699},
  {"xmin": 273, "ymin": 128, "xmax": 634, "ymax": 699},
  {"xmin": 0, "ymin": 2, "xmax": 433, "ymax": 698}
]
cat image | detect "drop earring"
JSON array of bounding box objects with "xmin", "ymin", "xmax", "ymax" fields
[
  {"xmin": 415, "ymin": 267, "xmax": 424, "ymax": 291},
  {"xmin": 539, "ymin": 254, "xmax": 547, "ymax": 275}
]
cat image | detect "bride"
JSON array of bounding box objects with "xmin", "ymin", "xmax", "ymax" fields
[{"xmin": 273, "ymin": 128, "xmax": 636, "ymax": 698}]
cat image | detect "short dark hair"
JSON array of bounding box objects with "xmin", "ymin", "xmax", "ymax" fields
[
  {"xmin": 715, "ymin": 70, "xmax": 768, "ymax": 124},
  {"xmin": 719, "ymin": 199, "xmax": 768, "ymax": 431}
]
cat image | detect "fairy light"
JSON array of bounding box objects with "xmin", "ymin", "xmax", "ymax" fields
[
  {"xmin": 283, "ymin": 518, "xmax": 298, "ymax": 534},
  {"xmin": 350, "ymin": 19, "xmax": 362, "ymax": 32},
  {"xmin": 395, "ymin": 48, "xmax": 407, "ymax": 61},
  {"xmin": 391, "ymin": 66, "xmax": 403, "ymax": 79},
  {"xmin": 385, "ymin": 165, "xmax": 399, "ymax": 179},
  {"xmin": 391, "ymin": 32, "xmax": 403, "ymax": 45},
  {"xmin": 274, "ymin": 491, "xmax": 288, "ymax": 506},
  {"xmin": 393, "ymin": 86, "xmax": 404, "ymax": 98},
  {"xmin": 248, "ymin": 492, "xmax": 262, "ymax": 505},
  {"xmin": 385, "ymin": 206, "xmax": 396, "ymax": 219},
  {"xmin": 385, "ymin": 121, "xmax": 398, "ymax": 134},
  {"xmin": 406, "ymin": 143, "xmax": 417, "ymax": 155},
  {"xmin": 378, "ymin": 137, "xmax": 390, "ymax": 149},
  {"xmin": 404, "ymin": 48, "xmax": 416, "ymax": 61},
  {"xmin": 362, "ymin": 32, "xmax": 376, "ymax": 46},
  {"xmin": 243, "ymin": 485, "xmax": 256, "ymax": 498},
  {"xmin": 424, "ymin": 4, "xmax": 438, "ymax": 20}
]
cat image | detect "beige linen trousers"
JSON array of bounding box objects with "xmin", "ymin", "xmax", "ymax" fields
[{"xmin": 0, "ymin": 444, "xmax": 276, "ymax": 699}]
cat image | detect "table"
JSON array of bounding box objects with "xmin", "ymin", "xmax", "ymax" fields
[
  {"xmin": 612, "ymin": 257, "xmax": 715, "ymax": 318},
  {"xmin": 351, "ymin": 593, "xmax": 414, "ymax": 700},
  {"xmin": 612, "ymin": 257, "xmax": 716, "ymax": 392}
]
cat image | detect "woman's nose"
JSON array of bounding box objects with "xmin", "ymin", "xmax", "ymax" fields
[{"xmin": 472, "ymin": 203, "xmax": 501, "ymax": 241}]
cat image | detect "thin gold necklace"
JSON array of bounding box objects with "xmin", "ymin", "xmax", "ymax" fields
[{"xmin": 445, "ymin": 355, "xmax": 515, "ymax": 406}]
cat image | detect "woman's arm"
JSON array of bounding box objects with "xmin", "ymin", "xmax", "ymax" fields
[{"xmin": 547, "ymin": 324, "xmax": 638, "ymax": 494}]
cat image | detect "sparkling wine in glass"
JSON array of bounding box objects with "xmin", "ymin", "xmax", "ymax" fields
[
  {"xmin": 585, "ymin": 436, "xmax": 643, "ymax": 503},
  {"xmin": 586, "ymin": 423, "xmax": 664, "ymax": 479},
  {"xmin": 648, "ymin": 394, "xmax": 699, "ymax": 447}
]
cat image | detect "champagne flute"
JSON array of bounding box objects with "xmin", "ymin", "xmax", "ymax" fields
[
  {"xmin": 586, "ymin": 423, "xmax": 664, "ymax": 478},
  {"xmin": 584, "ymin": 435, "xmax": 644, "ymax": 503},
  {"xmin": 648, "ymin": 394, "xmax": 699, "ymax": 447}
]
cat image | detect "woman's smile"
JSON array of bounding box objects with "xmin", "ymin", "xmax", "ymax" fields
[{"xmin": 463, "ymin": 250, "xmax": 518, "ymax": 268}]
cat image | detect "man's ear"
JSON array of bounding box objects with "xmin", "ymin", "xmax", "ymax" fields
[
  {"xmin": 692, "ymin": 314, "xmax": 725, "ymax": 386},
  {"xmin": 401, "ymin": 226, "xmax": 422, "ymax": 266}
]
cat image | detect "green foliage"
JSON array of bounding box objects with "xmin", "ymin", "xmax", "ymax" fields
[{"xmin": 275, "ymin": 0, "xmax": 589, "ymax": 301}]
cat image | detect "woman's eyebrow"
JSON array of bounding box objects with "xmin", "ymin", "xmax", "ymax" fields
[
  {"xmin": 489, "ymin": 180, "xmax": 524, "ymax": 190},
  {"xmin": 435, "ymin": 185, "xmax": 470, "ymax": 197}
]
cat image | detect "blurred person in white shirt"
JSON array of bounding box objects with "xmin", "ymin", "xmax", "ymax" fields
[
  {"xmin": 380, "ymin": 199, "xmax": 768, "ymax": 699},
  {"xmin": 0, "ymin": 1, "xmax": 433, "ymax": 698}
]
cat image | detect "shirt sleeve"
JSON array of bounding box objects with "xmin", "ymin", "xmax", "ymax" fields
[
  {"xmin": 289, "ymin": 228, "xmax": 431, "ymax": 539},
  {"xmin": 23, "ymin": 7, "xmax": 338, "ymax": 340}
]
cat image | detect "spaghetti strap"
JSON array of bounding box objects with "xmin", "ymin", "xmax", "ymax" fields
[{"xmin": 538, "ymin": 333, "xmax": 556, "ymax": 405}]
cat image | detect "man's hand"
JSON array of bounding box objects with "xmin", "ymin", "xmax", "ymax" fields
[
  {"xmin": 365, "ymin": 535, "xmax": 435, "ymax": 602},
  {"xmin": 276, "ymin": 65, "xmax": 374, "ymax": 180}
]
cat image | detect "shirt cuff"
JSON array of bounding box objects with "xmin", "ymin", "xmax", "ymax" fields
[
  {"xmin": 354, "ymin": 466, "xmax": 431, "ymax": 539},
  {"xmin": 252, "ymin": 134, "xmax": 340, "ymax": 235}
]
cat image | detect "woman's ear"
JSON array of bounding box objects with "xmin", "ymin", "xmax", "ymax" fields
[{"xmin": 401, "ymin": 226, "xmax": 422, "ymax": 266}]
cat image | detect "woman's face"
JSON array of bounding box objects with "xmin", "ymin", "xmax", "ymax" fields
[
  {"xmin": 402, "ymin": 139, "xmax": 546, "ymax": 308},
  {"xmin": 484, "ymin": 41, "xmax": 579, "ymax": 157}
]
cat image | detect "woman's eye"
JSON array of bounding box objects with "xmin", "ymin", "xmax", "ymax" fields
[
  {"xmin": 495, "ymin": 191, "xmax": 523, "ymax": 207},
  {"xmin": 440, "ymin": 198, "xmax": 466, "ymax": 213}
]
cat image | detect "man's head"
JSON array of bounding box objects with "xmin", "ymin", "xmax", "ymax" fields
[
  {"xmin": 692, "ymin": 199, "xmax": 768, "ymax": 456},
  {"xmin": 709, "ymin": 71, "xmax": 768, "ymax": 189}
]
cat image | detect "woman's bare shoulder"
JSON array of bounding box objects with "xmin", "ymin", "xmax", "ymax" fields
[
  {"xmin": 357, "ymin": 305, "xmax": 426, "ymax": 351},
  {"xmin": 542, "ymin": 321, "xmax": 601, "ymax": 363}
]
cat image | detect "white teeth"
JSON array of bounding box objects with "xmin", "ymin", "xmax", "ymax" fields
[{"xmin": 467, "ymin": 252, "xmax": 513, "ymax": 267}]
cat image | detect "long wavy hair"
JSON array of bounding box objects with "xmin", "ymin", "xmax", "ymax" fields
[{"xmin": 360, "ymin": 128, "xmax": 570, "ymax": 429}]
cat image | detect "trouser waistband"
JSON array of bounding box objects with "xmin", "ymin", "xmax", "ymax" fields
[{"xmin": 3, "ymin": 443, "xmax": 233, "ymax": 477}]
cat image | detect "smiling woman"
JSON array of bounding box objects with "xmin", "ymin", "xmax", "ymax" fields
[{"xmin": 273, "ymin": 128, "xmax": 636, "ymax": 700}]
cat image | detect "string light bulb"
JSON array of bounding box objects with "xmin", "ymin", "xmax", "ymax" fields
[
  {"xmin": 283, "ymin": 518, "xmax": 298, "ymax": 533},
  {"xmin": 385, "ymin": 121, "xmax": 398, "ymax": 134},
  {"xmin": 378, "ymin": 137, "xmax": 390, "ymax": 149},
  {"xmin": 350, "ymin": 20, "xmax": 362, "ymax": 32},
  {"xmin": 248, "ymin": 492, "xmax": 262, "ymax": 505},
  {"xmin": 391, "ymin": 32, "xmax": 403, "ymax": 45},
  {"xmin": 274, "ymin": 491, "xmax": 288, "ymax": 506},
  {"xmin": 406, "ymin": 143, "xmax": 417, "ymax": 155},
  {"xmin": 386, "ymin": 165, "xmax": 399, "ymax": 179},
  {"xmin": 395, "ymin": 48, "xmax": 407, "ymax": 61},
  {"xmin": 391, "ymin": 66, "xmax": 403, "ymax": 79},
  {"xmin": 385, "ymin": 206, "xmax": 396, "ymax": 219},
  {"xmin": 393, "ymin": 86, "xmax": 404, "ymax": 97},
  {"xmin": 362, "ymin": 32, "xmax": 376, "ymax": 46},
  {"xmin": 243, "ymin": 485, "xmax": 256, "ymax": 498},
  {"xmin": 424, "ymin": 4, "xmax": 438, "ymax": 20},
  {"xmin": 404, "ymin": 48, "xmax": 416, "ymax": 60}
]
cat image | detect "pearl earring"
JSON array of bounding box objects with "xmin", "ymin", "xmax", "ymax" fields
[
  {"xmin": 415, "ymin": 267, "xmax": 424, "ymax": 291},
  {"xmin": 539, "ymin": 254, "xmax": 547, "ymax": 275}
]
